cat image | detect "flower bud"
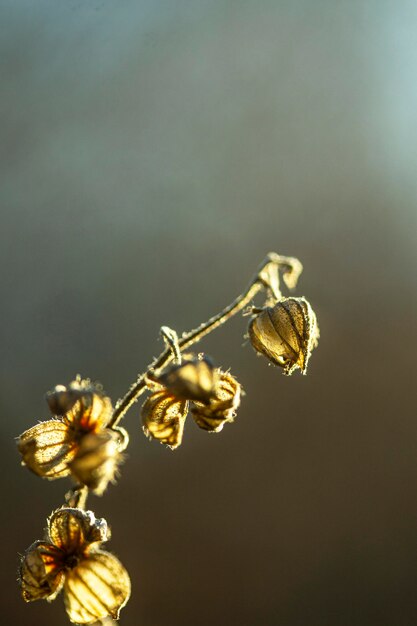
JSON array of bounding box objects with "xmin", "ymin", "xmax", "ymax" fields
[
  {"xmin": 248, "ymin": 297, "xmax": 319, "ymax": 374},
  {"xmin": 156, "ymin": 355, "xmax": 216, "ymax": 403},
  {"xmin": 19, "ymin": 508, "xmax": 131, "ymax": 624},
  {"xmin": 191, "ymin": 370, "xmax": 241, "ymax": 432}
]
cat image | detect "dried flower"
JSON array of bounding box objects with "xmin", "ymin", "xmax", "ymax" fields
[
  {"xmin": 19, "ymin": 507, "xmax": 131, "ymax": 624},
  {"xmin": 17, "ymin": 380, "xmax": 124, "ymax": 494},
  {"xmin": 142, "ymin": 364, "xmax": 241, "ymax": 446},
  {"xmin": 141, "ymin": 385, "xmax": 188, "ymax": 449},
  {"xmin": 191, "ymin": 370, "xmax": 241, "ymax": 432},
  {"xmin": 156, "ymin": 355, "xmax": 216, "ymax": 403},
  {"xmin": 248, "ymin": 297, "xmax": 319, "ymax": 374}
]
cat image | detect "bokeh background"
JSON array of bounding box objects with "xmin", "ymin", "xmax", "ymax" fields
[{"xmin": 1, "ymin": 1, "xmax": 416, "ymax": 625}]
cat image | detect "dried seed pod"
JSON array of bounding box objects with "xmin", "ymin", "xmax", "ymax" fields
[
  {"xmin": 191, "ymin": 370, "xmax": 241, "ymax": 432},
  {"xmin": 69, "ymin": 430, "xmax": 125, "ymax": 496},
  {"xmin": 46, "ymin": 379, "xmax": 112, "ymax": 433},
  {"xmin": 19, "ymin": 508, "xmax": 130, "ymax": 624},
  {"xmin": 141, "ymin": 388, "xmax": 188, "ymax": 449},
  {"xmin": 18, "ymin": 380, "xmax": 114, "ymax": 482},
  {"xmin": 48, "ymin": 508, "xmax": 109, "ymax": 551},
  {"xmin": 248, "ymin": 297, "xmax": 319, "ymax": 375},
  {"xmin": 157, "ymin": 355, "xmax": 217, "ymax": 403}
]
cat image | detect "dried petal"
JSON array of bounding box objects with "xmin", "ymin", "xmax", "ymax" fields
[
  {"xmin": 157, "ymin": 356, "xmax": 217, "ymax": 403},
  {"xmin": 20, "ymin": 541, "xmax": 65, "ymax": 602},
  {"xmin": 63, "ymin": 550, "xmax": 131, "ymax": 624},
  {"xmin": 69, "ymin": 431, "xmax": 123, "ymax": 495},
  {"xmin": 17, "ymin": 420, "xmax": 76, "ymax": 479},
  {"xmin": 141, "ymin": 389, "xmax": 188, "ymax": 449},
  {"xmin": 48, "ymin": 508, "xmax": 108, "ymax": 552},
  {"xmin": 248, "ymin": 297, "xmax": 319, "ymax": 374},
  {"xmin": 191, "ymin": 371, "xmax": 241, "ymax": 432}
]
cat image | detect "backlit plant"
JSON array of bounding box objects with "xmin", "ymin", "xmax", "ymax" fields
[{"xmin": 17, "ymin": 252, "xmax": 319, "ymax": 624}]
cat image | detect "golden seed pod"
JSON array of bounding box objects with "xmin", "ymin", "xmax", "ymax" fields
[
  {"xmin": 156, "ymin": 355, "xmax": 217, "ymax": 403},
  {"xmin": 48, "ymin": 508, "xmax": 109, "ymax": 552},
  {"xmin": 19, "ymin": 508, "xmax": 131, "ymax": 624},
  {"xmin": 69, "ymin": 430, "xmax": 126, "ymax": 496},
  {"xmin": 191, "ymin": 370, "xmax": 241, "ymax": 432},
  {"xmin": 248, "ymin": 297, "xmax": 319, "ymax": 375},
  {"xmin": 141, "ymin": 388, "xmax": 188, "ymax": 449},
  {"xmin": 46, "ymin": 379, "xmax": 113, "ymax": 434},
  {"xmin": 17, "ymin": 381, "xmax": 114, "ymax": 481}
]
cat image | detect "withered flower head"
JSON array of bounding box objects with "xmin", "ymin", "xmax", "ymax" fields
[
  {"xmin": 19, "ymin": 507, "xmax": 131, "ymax": 624},
  {"xmin": 141, "ymin": 365, "xmax": 241, "ymax": 447},
  {"xmin": 156, "ymin": 355, "xmax": 216, "ymax": 403},
  {"xmin": 191, "ymin": 370, "xmax": 241, "ymax": 432},
  {"xmin": 248, "ymin": 297, "xmax": 319, "ymax": 375},
  {"xmin": 17, "ymin": 379, "xmax": 124, "ymax": 494}
]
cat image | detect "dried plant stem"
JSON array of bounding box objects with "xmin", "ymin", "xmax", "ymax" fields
[
  {"xmin": 160, "ymin": 326, "xmax": 182, "ymax": 364},
  {"xmin": 65, "ymin": 485, "xmax": 88, "ymax": 509},
  {"xmin": 109, "ymin": 253, "xmax": 302, "ymax": 430}
]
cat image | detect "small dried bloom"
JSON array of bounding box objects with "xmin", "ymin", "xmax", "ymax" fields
[
  {"xmin": 156, "ymin": 355, "xmax": 216, "ymax": 403},
  {"xmin": 17, "ymin": 379, "xmax": 123, "ymax": 494},
  {"xmin": 248, "ymin": 297, "xmax": 319, "ymax": 374},
  {"xmin": 191, "ymin": 370, "xmax": 241, "ymax": 432},
  {"xmin": 142, "ymin": 364, "xmax": 241, "ymax": 446},
  {"xmin": 141, "ymin": 385, "xmax": 188, "ymax": 449},
  {"xmin": 19, "ymin": 508, "xmax": 131, "ymax": 624}
]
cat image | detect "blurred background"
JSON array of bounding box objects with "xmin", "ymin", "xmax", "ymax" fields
[{"xmin": 1, "ymin": 1, "xmax": 416, "ymax": 625}]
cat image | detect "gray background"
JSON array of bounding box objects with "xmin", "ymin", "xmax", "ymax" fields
[{"xmin": 1, "ymin": 1, "xmax": 416, "ymax": 625}]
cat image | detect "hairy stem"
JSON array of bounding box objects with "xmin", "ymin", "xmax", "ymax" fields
[{"xmin": 65, "ymin": 485, "xmax": 88, "ymax": 509}]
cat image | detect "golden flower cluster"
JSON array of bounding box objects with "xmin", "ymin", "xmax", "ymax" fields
[
  {"xmin": 17, "ymin": 379, "xmax": 127, "ymax": 495},
  {"xmin": 19, "ymin": 507, "xmax": 130, "ymax": 624},
  {"xmin": 142, "ymin": 355, "xmax": 241, "ymax": 449},
  {"xmin": 16, "ymin": 253, "xmax": 320, "ymax": 626}
]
